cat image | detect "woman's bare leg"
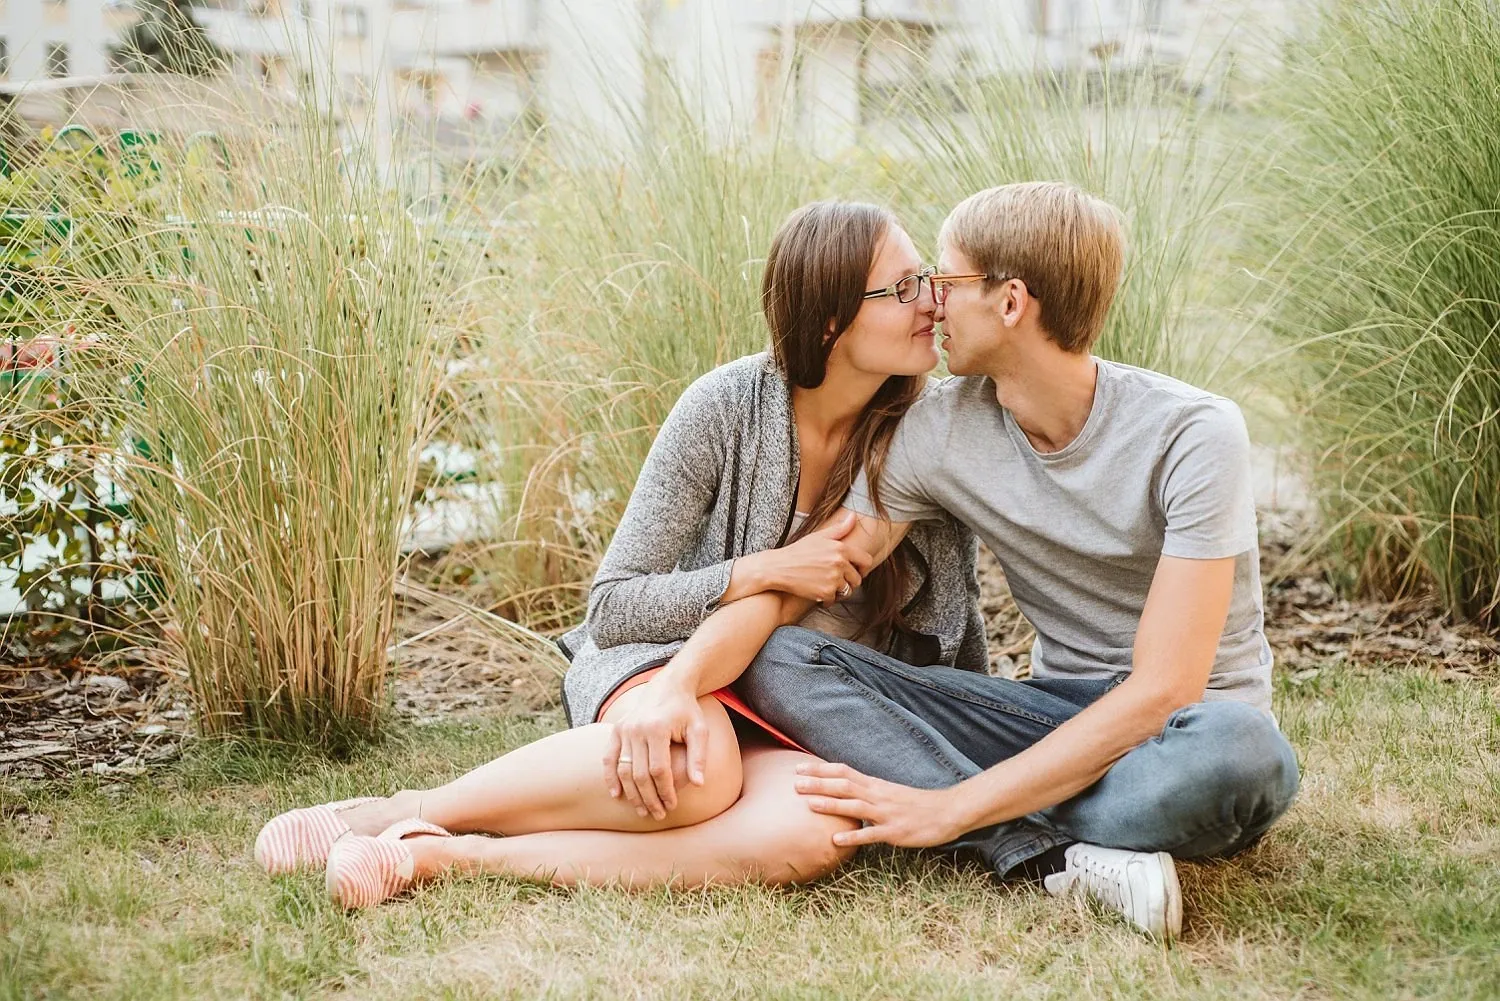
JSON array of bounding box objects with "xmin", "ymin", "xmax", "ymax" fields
[
  {"xmin": 403, "ymin": 747, "xmax": 860, "ymax": 888},
  {"xmin": 340, "ymin": 688, "xmax": 743, "ymax": 837}
]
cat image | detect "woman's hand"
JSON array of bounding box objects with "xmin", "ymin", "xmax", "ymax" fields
[
  {"xmin": 603, "ymin": 679, "xmax": 710, "ymax": 820},
  {"xmin": 750, "ymin": 510, "xmax": 874, "ymax": 605}
]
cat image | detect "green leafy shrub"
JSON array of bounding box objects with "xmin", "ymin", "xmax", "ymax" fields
[{"xmin": 1, "ymin": 136, "xmax": 160, "ymax": 661}]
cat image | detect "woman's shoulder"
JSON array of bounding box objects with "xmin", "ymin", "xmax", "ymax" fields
[
  {"xmin": 703, "ymin": 351, "xmax": 775, "ymax": 388},
  {"xmin": 679, "ymin": 351, "xmax": 772, "ymax": 396},
  {"xmin": 669, "ymin": 351, "xmax": 774, "ymax": 421}
]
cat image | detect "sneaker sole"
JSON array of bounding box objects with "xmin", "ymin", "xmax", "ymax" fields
[{"xmin": 1155, "ymin": 851, "xmax": 1182, "ymax": 941}]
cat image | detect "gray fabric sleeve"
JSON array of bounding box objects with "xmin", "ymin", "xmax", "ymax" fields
[
  {"xmin": 584, "ymin": 373, "xmax": 737, "ymax": 649},
  {"xmin": 1157, "ymin": 398, "xmax": 1259, "ymax": 560},
  {"xmin": 844, "ymin": 398, "xmax": 945, "ymax": 523}
]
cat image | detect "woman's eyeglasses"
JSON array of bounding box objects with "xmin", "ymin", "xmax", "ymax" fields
[
  {"xmin": 862, "ymin": 266, "xmax": 937, "ymax": 304},
  {"xmin": 861, "ymin": 270, "xmax": 1022, "ymax": 305}
]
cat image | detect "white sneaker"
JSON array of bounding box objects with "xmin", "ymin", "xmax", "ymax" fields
[{"xmin": 1043, "ymin": 843, "xmax": 1182, "ymax": 940}]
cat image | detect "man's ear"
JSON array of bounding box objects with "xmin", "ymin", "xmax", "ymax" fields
[{"xmin": 997, "ymin": 281, "xmax": 1025, "ymax": 328}]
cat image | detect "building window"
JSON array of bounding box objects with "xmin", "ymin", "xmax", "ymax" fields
[
  {"xmin": 45, "ymin": 43, "xmax": 69, "ymax": 78},
  {"xmin": 338, "ymin": 5, "xmax": 366, "ymax": 38}
]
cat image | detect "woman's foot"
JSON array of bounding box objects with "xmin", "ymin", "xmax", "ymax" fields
[
  {"xmin": 254, "ymin": 796, "xmax": 382, "ymax": 875},
  {"xmin": 325, "ymin": 818, "xmax": 453, "ymax": 908},
  {"xmin": 336, "ymin": 791, "xmax": 425, "ymax": 837}
]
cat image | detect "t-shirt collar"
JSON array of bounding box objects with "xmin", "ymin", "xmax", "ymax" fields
[{"xmin": 1001, "ymin": 356, "xmax": 1108, "ymax": 463}]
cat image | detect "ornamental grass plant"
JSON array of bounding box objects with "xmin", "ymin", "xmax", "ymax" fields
[
  {"xmin": 41, "ymin": 104, "xmax": 494, "ymax": 748},
  {"xmin": 891, "ymin": 64, "xmax": 1256, "ymax": 389},
  {"xmin": 1253, "ymin": 0, "xmax": 1500, "ymax": 627},
  {"xmin": 446, "ymin": 97, "xmax": 870, "ymax": 629}
]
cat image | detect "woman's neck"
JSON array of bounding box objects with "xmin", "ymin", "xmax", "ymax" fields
[{"xmin": 790, "ymin": 360, "xmax": 888, "ymax": 444}]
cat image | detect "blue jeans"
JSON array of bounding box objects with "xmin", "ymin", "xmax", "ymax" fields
[{"xmin": 736, "ymin": 626, "xmax": 1301, "ymax": 877}]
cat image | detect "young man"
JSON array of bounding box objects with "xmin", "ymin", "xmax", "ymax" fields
[{"xmin": 604, "ymin": 182, "xmax": 1298, "ymax": 939}]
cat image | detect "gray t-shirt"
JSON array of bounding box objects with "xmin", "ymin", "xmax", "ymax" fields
[{"xmin": 846, "ymin": 359, "xmax": 1273, "ymax": 712}]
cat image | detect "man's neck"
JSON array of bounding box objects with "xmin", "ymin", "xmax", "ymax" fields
[{"xmin": 986, "ymin": 344, "xmax": 1099, "ymax": 455}]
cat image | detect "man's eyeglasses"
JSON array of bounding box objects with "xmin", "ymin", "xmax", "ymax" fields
[
  {"xmin": 930, "ymin": 272, "xmax": 991, "ymax": 305},
  {"xmin": 862, "ymin": 266, "xmax": 937, "ymax": 304}
]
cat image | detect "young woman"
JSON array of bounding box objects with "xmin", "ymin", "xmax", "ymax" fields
[{"xmin": 253, "ymin": 201, "xmax": 988, "ymax": 906}]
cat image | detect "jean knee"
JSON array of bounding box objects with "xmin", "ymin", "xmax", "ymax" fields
[
  {"xmin": 759, "ymin": 625, "xmax": 828, "ymax": 664},
  {"xmin": 1185, "ymin": 701, "xmax": 1300, "ymax": 812}
]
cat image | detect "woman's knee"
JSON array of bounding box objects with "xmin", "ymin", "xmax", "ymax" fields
[
  {"xmin": 736, "ymin": 750, "xmax": 857, "ymax": 885},
  {"xmin": 766, "ymin": 808, "xmax": 858, "ymax": 885},
  {"xmin": 663, "ymin": 698, "xmax": 743, "ymax": 824}
]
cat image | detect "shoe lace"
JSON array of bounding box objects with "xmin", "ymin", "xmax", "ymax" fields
[{"xmin": 1075, "ymin": 856, "xmax": 1127, "ymax": 911}]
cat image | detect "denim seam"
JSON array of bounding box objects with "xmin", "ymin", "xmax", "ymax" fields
[
  {"xmin": 805, "ymin": 648, "xmax": 972, "ymax": 785},
  {"xmin": 813, "ymin": 640, "xmax": 1068, "ymax": 729}
]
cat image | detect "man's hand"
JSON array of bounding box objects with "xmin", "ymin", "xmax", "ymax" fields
[
  {"xmin": 603, "ymin": 679, "xmax": 709, "ymax": 820},
  {"xmin": 794, "ymin": 761, "xmax": 969, "ymax": 848}
]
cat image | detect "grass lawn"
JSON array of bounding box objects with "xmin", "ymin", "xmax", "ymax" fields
[{"xmin": 3, "ymin": 664, "xmax": 1497, "ymax": 1000}]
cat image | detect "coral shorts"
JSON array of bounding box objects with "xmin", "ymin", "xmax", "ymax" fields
[{"xmin": 596, "ymin": 666, "xmax": 807, "ymax": 753}]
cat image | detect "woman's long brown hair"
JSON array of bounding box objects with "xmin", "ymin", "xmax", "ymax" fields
[{"xmin": 762, "ymin": 201, "xmax": 925, "ymax": 643}]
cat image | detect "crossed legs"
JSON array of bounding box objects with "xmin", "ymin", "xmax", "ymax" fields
[
  {"xmin": 404, "ymin": 746, "xmax": 859, "ymax": 888},
  {"xmin": 324, "ymin": 682, "xmax": 858, "ymax": 891}
]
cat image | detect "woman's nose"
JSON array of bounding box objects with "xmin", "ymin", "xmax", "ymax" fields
[{"xmin": 917, "ymin": 279, "xmax": 937, "ymax": 313}]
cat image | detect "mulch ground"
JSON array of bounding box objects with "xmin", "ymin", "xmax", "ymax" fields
[{"xmin": 4, "ymin": 517, "xmax": 1496, "ymax": 783}]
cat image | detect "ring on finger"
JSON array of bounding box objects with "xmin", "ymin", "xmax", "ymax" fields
[
  {"xmin": 838, "ymin": 584, "xmax": 851, "ymax": 599},
  {"xmin": 617, "ymin": 756, "xmax": 633, "ymax": 765}
]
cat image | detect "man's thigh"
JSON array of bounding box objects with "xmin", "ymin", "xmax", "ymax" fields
[{"xmin": 751, "ymin": 626, "xmax": 1118, "ymax": 769}]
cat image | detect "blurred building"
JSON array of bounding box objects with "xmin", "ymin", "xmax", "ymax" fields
[
  {"xmin": 1, "ymin": 0, "xmax": 1295, "ymax": 155},
  {"xmin": 0, "ymin": 0, "xmax": 141, "ymax": 80}
]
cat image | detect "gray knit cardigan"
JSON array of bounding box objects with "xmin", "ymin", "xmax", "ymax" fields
[{"xmin": 557, "ymin": 352, "xmax": 988, "ymax": 726}]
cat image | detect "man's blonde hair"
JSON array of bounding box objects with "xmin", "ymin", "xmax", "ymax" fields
[{"xmin": 940, "ymin": 181, "xmax": 1125, "ymax": 353}]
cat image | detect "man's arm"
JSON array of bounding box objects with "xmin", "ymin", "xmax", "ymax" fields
[
  {"xmin": 603, "ymin": 512, "xmax": 910, "ymax": 818},
  {"xmin": 797, "ymin": 553, "xmax": 1236, "ymax": 847}
]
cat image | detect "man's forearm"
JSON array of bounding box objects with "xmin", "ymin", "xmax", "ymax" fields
[{"xmin": 948, "ymin": 678, "xmax": 1185, "ymax": 832}]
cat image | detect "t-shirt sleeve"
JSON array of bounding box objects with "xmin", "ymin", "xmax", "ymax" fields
[
  {"xmin": 1158, "ymin": 398, "xmax": 1259, "ymax": 560},
  {"xmin": 843, "ymin": 401, "xmax": 946, "ymax": 523}
]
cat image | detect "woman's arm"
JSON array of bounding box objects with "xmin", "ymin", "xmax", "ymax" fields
[
  {"xmin": 586, "ymin": 370, "xmax": 864, "ymax": 647},
  {"xmin": 584, "ymin": 373, "xmax": 740, "ymax": 649},
  {"xmin": 604, "ymin": 511, "xmax": 907, "ymax": 815}
]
